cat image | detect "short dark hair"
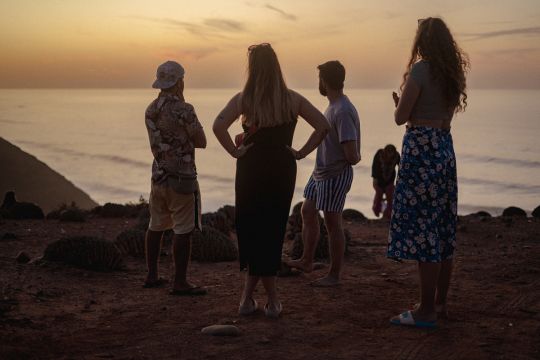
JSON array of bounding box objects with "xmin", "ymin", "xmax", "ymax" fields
[{"xmin": 317, "ymin": 61, "xmax": 345, "ymax": 90}]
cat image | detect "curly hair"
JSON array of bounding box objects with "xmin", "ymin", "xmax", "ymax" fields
[{"xmin": 401, "ymin": 17, "xmax": 470, "ymax": 113}]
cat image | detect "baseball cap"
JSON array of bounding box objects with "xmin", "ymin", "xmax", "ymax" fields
[{"xmin": 152, "ymin": 61, "xmax": 185, "ymax": 89}]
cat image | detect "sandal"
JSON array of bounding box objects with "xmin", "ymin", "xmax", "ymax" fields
[{"xmin": 390, "ymin": 310, "xmax": 437, "ymax": 328}]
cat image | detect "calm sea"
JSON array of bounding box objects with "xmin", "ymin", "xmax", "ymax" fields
[{"xmin": 1, "ymin": 88, "xmax": 539, "ymax": 216}]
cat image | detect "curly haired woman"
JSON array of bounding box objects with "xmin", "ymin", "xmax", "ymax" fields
[{"xmin": 387, "ymin": 17, "xmax": 470, "ymax": 328}]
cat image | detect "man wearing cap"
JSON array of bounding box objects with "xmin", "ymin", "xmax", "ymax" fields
[
  {"xmin": 144, "ymin": 61, "xmax": 208, "ymax": 295},
  {"xmin": 287, "ymin": 61, "xmax": 361, "ymax": 287}
]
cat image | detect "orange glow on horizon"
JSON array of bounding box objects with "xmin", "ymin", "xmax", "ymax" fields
[{"xmin": 0, "ymin": 0, "xmax": 539, "ymax": 89}]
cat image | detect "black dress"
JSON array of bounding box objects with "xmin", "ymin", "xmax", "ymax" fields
[{"xmin": 235, "ymin": 119, "xmax": 297, "ymax": 276}]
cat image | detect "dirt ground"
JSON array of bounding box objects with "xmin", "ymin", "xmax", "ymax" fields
[{"xmin": 1, "ymin": 215, "xmax": 539, "ymax": 360}]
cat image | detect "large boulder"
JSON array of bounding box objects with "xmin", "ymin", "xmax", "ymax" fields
[
  {"xmin": 1, "ymin": 191, "xmax": 44, "ymax": 220},
  {"xmin": 201, "ymin": 205, "xmax": 236, "ymax": 236},
  {"xmin": 191, "ymin": 226, "xmax": 237, "ymax": 262},
  {"xmin": 342, "ymin": 209, "xmax": 367, "ymax": 222},
  {"xmin": 290, "ymin": 228, "xmax": 352, "ymax": 261},
  {"xmin": 114, "ymin": 229, "xmax": 146, "ymax": 257},
  {"xmin": 43, "ymin": 236, "xmax": 124, "ymax": 271},
  {"xmin": 532, "ymin": 205, "xmax": 540, "ymax": 218},
  {"xmin": 502, "ymin": 206, "xmax": 527, "ymax": 217},
  {"xmin": 286, "ymin": 201, "xmax": 351, "ymax": 260}
]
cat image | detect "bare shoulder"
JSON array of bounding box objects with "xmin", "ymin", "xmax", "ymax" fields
[
  {"xmin": 227, "ymin": 92, "xmax": 243, "ymax": 112},
  {"xmin": 288, "ymin": 89, "xmax": 305, "ymax": 114}
]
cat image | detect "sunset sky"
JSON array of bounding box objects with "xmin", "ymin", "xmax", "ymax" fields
[{"xmin": 1, "ymin": 0, "xmax": 539, "ymax": 89}]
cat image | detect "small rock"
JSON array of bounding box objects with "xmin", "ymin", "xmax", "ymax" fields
[
  {"xmin": 258, "ymin": 336, "xmax": 271, "ymax": 344},
  {"xmin": 16, "ymin": 251, "xmax": 31, "ymax": 263},
  {"xmin": 201, "ymin": 325, "xmax": 241, "ymax": 337},
  {"xmin": 531, "ymin": 205, "xmax": 540, "ymax": 218}
]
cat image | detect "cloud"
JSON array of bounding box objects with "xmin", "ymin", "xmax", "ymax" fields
[
  {"xmin": 264, "ymin": 4, "xmax": 297, "ymax": 21},
  {"xmin": 487, "ymin": 47, "xmax": 540, "ymax": 55},
  {"xmin": 203, "ymin": 18, "xmax": 246, "ymax": 32},
  {"xmin": 125, "ymin": 15, "xmax": 247, "ymax": 39},
  {"xmin": 461, "ymin": 26, "xmax": 540, "ymax": 40},
  {"xmin": 478, "ymin": 47, "xmax": 540, "ymax": 58},
  {"xmin": 160, "ymin": 47, "xmax": 219, "ymax": 61}
]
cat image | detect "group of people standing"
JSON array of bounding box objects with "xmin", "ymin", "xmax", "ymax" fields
[{"xmin": 142, "ymin": 17, "xmax": 469, "ymax": 328}]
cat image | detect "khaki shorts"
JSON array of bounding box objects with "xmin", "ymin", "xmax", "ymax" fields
[{"xmin": 148, "ymin": 183, "xmax": 201, "ymax": 235}]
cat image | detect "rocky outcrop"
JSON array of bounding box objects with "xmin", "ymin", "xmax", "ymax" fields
[
  {"xmin": 286, "ymin": 201, "xmax": 350, "ymax": 260},
  {"xmin": 114, "ymin": 229, "xmax": 146, "ymax": 257},
  {"xmin": 191, "ymin": 226, "xmax": 238, "ymax": 262},
  {"xmin": 92, "ymin": 202, "xmax": 146, "ymax": 218},
  {"xmin": 342, "ymin": 209, "xmax": 367, "ymax": 222},
  {"xmin": 502, "ymin": 206, "xmax": 527, "ymax": 217},
  {"xmin": 1, "ymin": 191, "xmax": 44, "ymax": 219},
  {"xmin": 532, "ymin": 206, "xmax": 540, "ymax": 218},
  {"xmin": 201, "ymin": 205, "xmax": 236, "ymax": 236},
  {"xmin": 43, "ymin": 236, "xmax": 124, "ymax": 271},
  {"xmin": 0, "ymin": 137, "xmax": 98, "ymax": 212}
]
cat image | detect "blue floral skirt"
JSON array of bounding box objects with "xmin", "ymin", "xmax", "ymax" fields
[{"xmin": 387, "ymin": 126, "xmax": 457, "ymax": 263}]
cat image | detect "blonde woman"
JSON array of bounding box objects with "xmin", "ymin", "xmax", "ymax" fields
[{"xmin": 213, "ymin": 43, "xmax": 329, "ymax": 318}]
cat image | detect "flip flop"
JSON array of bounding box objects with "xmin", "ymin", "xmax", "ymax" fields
[
  {"xmin": 169, "ymin": 286, "xmax": 208, "ymax": 296},
  {"xmin": 142, "ymin": 278, "xmax": 168, "ymax": 288},
  {"xmin": 390, "ymin": 310, "xmax": 437, "ymax": 328}
]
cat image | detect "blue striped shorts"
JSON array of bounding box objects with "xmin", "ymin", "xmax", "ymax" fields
[{"xmin": 303, "ymin": 166, "xmax": 353, "ymax": 212}]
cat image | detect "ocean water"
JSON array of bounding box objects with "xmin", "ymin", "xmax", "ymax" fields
[{"xmin": 0, "ymin": 88, "xmax": 539, "ymax": 216}]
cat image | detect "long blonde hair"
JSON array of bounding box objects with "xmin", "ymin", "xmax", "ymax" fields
[
  {"xmin": 241, "ymin": 43, "xmax": 294, "ymax": 127},
  {"xmin": 401, "ymin": 17, "xmax": 470, "ymax": 113}
]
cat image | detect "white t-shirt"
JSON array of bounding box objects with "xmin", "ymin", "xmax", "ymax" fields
[{"xmin": 313, "ymin": 95, "xmax": 361, "ymax": 181}]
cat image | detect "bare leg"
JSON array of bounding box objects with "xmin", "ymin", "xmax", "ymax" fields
[
  {"xmin": 311, "ymin": 211, "xmax": 344, "ymax": 287},
  {"xmin": 241, "ymin": 274, "xmax": 260, "ymax": 304},
  {"xmin": 286, "ymin": 199, "xmax": 319, "ymax": 272},
  {"xmin": 145, "ymin": 230, "xmax": 164, "ymax": 283},
  {"xmin": 171, "ymin": 231, "xmax": 196, "ymax": 290},
  {"xmin": 261, "ymin": 276, "xmax": 279, "ymax": 308},
  {"xmin": 412, "ymin": 262, "xmax": 440, "ymax": 322},
  {"xmin": 372, "ymin": 185, "xmax": 383, "ymax": 217},
  {"xmin": 435, "ymin": 258, "xmax": 453, "ymax": 316}
]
